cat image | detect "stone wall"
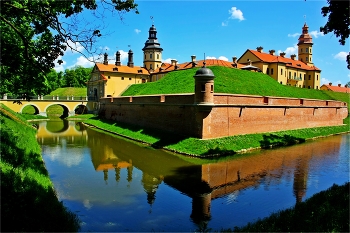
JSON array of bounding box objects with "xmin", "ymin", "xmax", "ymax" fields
[{"xmin": 98, "ymin": 93, "xmax": 348, "ymax": 139}]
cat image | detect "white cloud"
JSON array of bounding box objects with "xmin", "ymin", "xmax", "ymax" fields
[
  {"xmin": 135, "ymin": 29, "xmax": 141, "ymax": 34},
  {"xmin": 206, "ymin": 56, "xmax": 216, "ymax": 59},
  {"xmin": 218, "ymin": 56, "xmax": 229, "ymax": 61},
  {"xmin": 221, "ymin": 21, "xmax": 228, "ymax": 27},
  {"xmin": 54, "ymin": 56, "xmax": 66, "ymax": 72},
  {"xmin": 288, "ymin": 33, "xmax": 300, "ymax": 38},
  {"xmin": 229, "ymin": 7, "xmax": 245, "ymax": 21},
  {"xmin": 118, "ymin": 50, "xmax": 128, "ymax": 62},
  {"xmin": 162, "ymin": 58, "xmax": 176, "ymax": 64},
  {"xmin": 321, "ymin": 77, "xmax": 330, "ymax": 85},
  {"xmin": 334, "ymin": 51, "xmax": 347, "ymax": 61},
  {"xmin": 309, "ymin": 30, "xmax": 324, "ymax": 38},
  {"xmin": 99, "ymin": 46, "xmax": 110, "ymax": 51},
  {"xmin": 66, "ymin": 40, "xmax": 84, "ymax": 53},
  {"xmin": 72, "ymin": 56, "xmax": 95, "ymax": 68},
  {"xmin": 280, "ymin": 44, "xmax": 298, "ymax": 58}
]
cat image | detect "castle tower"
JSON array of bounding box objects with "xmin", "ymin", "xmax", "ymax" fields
[
  {"xmin": 142, "ymin": 24, "xmax": 163, "ymax": 71},
  {"xmin": 297, "ymin": 23, "xmax": 313, "ymax": 66}
]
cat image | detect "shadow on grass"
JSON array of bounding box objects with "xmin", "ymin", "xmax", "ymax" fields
[
  {"xmin": 1, "ymin": 168, "xmax": 80, "ymax": 232},
  {"xmin": 259, "ymin": 134, "xmax": 306, "ymax": 149},
  {"xmin": 1, "ymin": 120, "xmax": 80, "ymax": 232}
]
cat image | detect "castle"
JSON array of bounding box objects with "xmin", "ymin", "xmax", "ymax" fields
[{"xmin": 87, "ymin": 22, "xmax": 322, "ymax": 100}]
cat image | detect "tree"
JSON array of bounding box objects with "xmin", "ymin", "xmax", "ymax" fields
[
  {"xmin": 0, "ymin": 0, "xmax": 138, "ymax": 99},
  {"xmin": 320, "ymin": 0, "xmax": 349, "ymax": 46}
]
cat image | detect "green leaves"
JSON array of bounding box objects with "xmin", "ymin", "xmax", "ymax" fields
[{"xmin": 0, "ymin": 0, "xmax": 138, "ymax": 98}]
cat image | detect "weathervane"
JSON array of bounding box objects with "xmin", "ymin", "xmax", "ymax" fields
[
  {"xmin": 203, "ymin": 53, "xmax": 206, "ymax": 67},
  {"xmin": 150, "ymin": 16, "xmax": 154, "ymax": 24},
  {"xmin": 304, "ymin": 15, "xmax": 306, "ymax": 23}
]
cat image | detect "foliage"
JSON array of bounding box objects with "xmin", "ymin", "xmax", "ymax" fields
[
  {"xmin": 0, "ymin": 107, "xmax": 80, "ymax": 231},
  {"xmin": 63, "ymin": 66, "xmax": 93, "ymax": 87},
  {"xmin": 0, "ymin": 0, "xmax": 138, "ymax": 98},
  {"xmin": 226, "ymin": 182, "xmax": 349, "ymax": 232},
  {"xmin": 320, "ymin": 0, "xmax": 350, "ymax": 46},
  {"xmin": 122, "ymin": 66, "xmax": 348, "ymax": 101}
]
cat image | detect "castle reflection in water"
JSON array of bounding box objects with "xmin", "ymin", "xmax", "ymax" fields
[{"xmin": 37, "ymin": 120, "xmax": 344, "ymax": 226}]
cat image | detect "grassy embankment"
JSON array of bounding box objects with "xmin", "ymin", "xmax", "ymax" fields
[
  {"xmin": 82, "ymin": 66, "xmax": 349, "ymax": 156},
  {"xmin": 223, "ymin": 182, "xmax": 349, "ymax": 232},
  {"xmin": 0, "ymin": 104, "xmax": 80, "ymax": 232}
]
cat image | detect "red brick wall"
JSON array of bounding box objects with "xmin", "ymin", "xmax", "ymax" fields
[{"xmin": 99, "ymin": 93, "xmax": 348, "ymax": 139}]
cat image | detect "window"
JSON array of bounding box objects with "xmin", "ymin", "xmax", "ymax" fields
[
  {"xmin": 308, "ymin": 86, "xmax": 311, "ymax": 89},
  {"xmin": 294, "ymin": 72, "xmax": 296, "ymax": 77},
  {"xmin": 300, "ymin": 48, "xmax": 303, "ymax": 52},
  {"xmin": 157, "ymin": 54, "xmax": 159, "ymax": 59},
  {"xmin": 150, "ymin": 54, "xmax": 152, "ymax": 59},
  {"xmin": 280, "ymin": 81, "xmax": 283, "ymax": 84},
  {"xmin": 306, "ymin": 48, "xmax": 309, "ymax": 53},
  {"xmin": 266, "ymin": 68, "xmax": 269, "ymax": 74},
  {"xmin": 304, "ymin": 74, "xmax": 306, "ymax": 80},
  {"xmin": 310, "ymin": 57, "xmax": 311, "ymax": 62},
  {"xmin": 308, "ymin": 75, "xmax": 311, "ymax": 80},
  {"xmin": 303, "ymin": 85, "xmax": 305, "ymax": 88},
  {"xmin": 271, "ymin": 68, "xmax": 274, "ymax": 75},
  {"xmin": 310, "ymin": 49, "xmax": 312, "ymax": 53},
  {"xmin": 299, "ymin": 73, "xmax": 302, "ymax": 78},
  {"xmin": 108, "ymin": 76, "xmax": 110, "ymax": 79},
  {"xmin": 121, "ymin": 77, "xmax": 124, "ymax": 80},
  {"xmin": 150, "ymin": 64, "xmax": 153, "ymax": 70},
  {"xmin": 316, "ymin": 86, "xmax": 318, "ymax": 89},
  {"xmin": 201, "ymin": 84, "xmax": 205, "ymax": 92},
  {"xmin": 289, "ymin": 71, "xmax": 291, "ymax": 78},
  {"xmin": 306, "ymin": 57, "xmax": 308, "ymax": 62},
  {"xmin": 211, "ymin": 85, "xmax": 213, "ymax": 93},
  {"xmin": 129, "ymin": 78, "xmax": 132, "ymax": 80},
  {"xmin": 280, "ymin": 69, "xmax": 283, "ymax": 75}
]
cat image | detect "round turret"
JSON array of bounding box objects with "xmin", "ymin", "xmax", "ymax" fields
[{"xmin": 193, "ymin": 65, "xmax": 215, "ymax": 105}]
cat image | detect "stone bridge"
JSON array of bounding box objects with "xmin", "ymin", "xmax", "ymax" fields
[{"xmin": 0, "ymin": 96, "xmax": 90, "ymax": 117}]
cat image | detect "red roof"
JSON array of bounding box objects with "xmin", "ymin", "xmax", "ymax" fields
[
  {"xmin": 153, "ymin": 59, "xmax": 244, "ymax": 74},
  {"xmin": 244, "ymin": 49, "xmax": 321, "ymax": 71},
  {"xmin": 321, "ymin": 84, "xmax": 350, "ymax": 93}
]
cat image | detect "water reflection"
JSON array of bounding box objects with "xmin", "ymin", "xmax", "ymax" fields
[{"xmin": 38, "ymin": 120, "xmax": 349, "ymax": 232}]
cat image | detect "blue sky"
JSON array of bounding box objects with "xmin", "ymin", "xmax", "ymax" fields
[{"xmin": 55, "ymin": 0, "xmax": 350, "ymax": 86}]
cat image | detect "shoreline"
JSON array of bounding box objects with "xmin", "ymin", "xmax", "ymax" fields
[{"xmin": 81, "ymin": 118, "xmax": 350, "ymax": 157}]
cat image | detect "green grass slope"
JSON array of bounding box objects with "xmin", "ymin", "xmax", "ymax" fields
[
  {"xmin": 122, "ymin": 66, "xmax": 349, "ymax": 103},
  {"xmin": 49, "ymin": 87, "xmax": 87, "ymax": 97}
]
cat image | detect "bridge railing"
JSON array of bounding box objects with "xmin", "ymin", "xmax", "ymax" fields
[{"xmin": 3, "ymin": 95, "xmax": 89, "ymax": 101}]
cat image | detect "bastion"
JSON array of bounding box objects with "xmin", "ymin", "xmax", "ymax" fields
[{"xmin": 98, "ymin": 66, "xmax": 348, "ymax": 139}]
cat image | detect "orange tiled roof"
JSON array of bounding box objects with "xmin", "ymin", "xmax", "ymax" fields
[
  {"xmin": 153, "ymin": 59, "xmax": 243, "ymax": 74},
  {"xmin": 321, "ymin": 84, "xmax": 350, "ymax": 93},
  {"xmin": 95, "ymin": 63, "xmax": 149, "ymax": 75},
  {"xmin": 245, "ymin": 50, "xmax": 321, "ymax": 71}
]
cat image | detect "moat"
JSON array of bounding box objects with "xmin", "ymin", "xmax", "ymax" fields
[{"xmin": 37, "ymin": 120, "xmax": 349, "ymax": 232}]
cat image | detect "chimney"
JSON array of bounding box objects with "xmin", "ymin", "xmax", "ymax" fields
[
  {"xmin": 269, "ymin": 50, "xmax": 275, "ymax": 55},
  {"xmin": 232, "ymin": 56, "xmax": 237, "ymax": 63},
  {"xmin": 291, "ymin": 54, "xmax": 296, "ymax": 60},
  {"xmin": 174, "ymin": 60, "xmax": 178, "ymax": 70},
  {"xmin": 191, "ymin": 55, "xmax": 196, "ymax": 63},
  {"xmin": 171, "ymin": 59, "xmax": 177, "ymax": 66},
  {"xmin": 257, "ymin": 46, "xmax": 263, "ymax": 53},
  {"xmin": 329, "ymin": 82, "xmax": 332, "ymax": 86},
  {"xmin": 115, "ymin": 51, "xmax": 121, "ymax": 66},
  {"xmin": 103, "ymin": 52, "xmax": 108, "ymax": 65},
  {"xmin": 127, "ymin": 50, "xmax": 134, "ymax": 68},
  {"xmin": 280, "ymin": 52, "xmax": 286, "ymax": 58},
  {"xmin": 338, "ymin": 83, "xmax": 341, "ymax": 87}
]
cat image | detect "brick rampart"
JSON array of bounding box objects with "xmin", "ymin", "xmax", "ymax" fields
[{"xmin": 98, "ymin": 93, "xmax": 348, "ymax": 139}]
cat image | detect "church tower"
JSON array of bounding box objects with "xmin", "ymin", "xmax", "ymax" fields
[
  {"xmin": 297, "ymin": 23, "xmax": 313, "ymax": 67},
  {"xmin": 142, "ymin": 24, "xmax": 163, "ymax": 72}
]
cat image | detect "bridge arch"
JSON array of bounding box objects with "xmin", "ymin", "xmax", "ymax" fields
[
  {"xmin": 44, "ymin": 103, "xmax": 71, "ymax": 118},
  {"xmin": 19, "ymin": 103, "xmax": 42, "ymax": 115}
]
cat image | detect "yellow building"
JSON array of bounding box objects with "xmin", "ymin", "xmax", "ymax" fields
[
  {"xmin": 87, "ymin": 51, "xmax": 149, "ymax": 100},
  {"xmin": 237, "ymin": 23, "xmax": 321, "ymax": 89}
]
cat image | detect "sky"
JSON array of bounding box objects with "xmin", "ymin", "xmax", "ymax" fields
[{"xmin": 55, "ymin": 0, "xmax": 350, "ymax": 86}]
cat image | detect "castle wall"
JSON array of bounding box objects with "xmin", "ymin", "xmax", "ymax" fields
[{"xmin": 98, "ymin": 93, "xmax": 348, "ymax": 140}]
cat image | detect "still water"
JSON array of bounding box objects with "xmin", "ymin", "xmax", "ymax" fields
[{"xmin": 37, "ymin": 120, "xmax": 349, "ymax": 232}]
